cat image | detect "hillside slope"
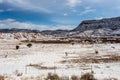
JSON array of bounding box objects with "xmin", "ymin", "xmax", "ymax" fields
[{"xmin": 71, "ymin": 17, "xmax": 120, "ymax": 37}]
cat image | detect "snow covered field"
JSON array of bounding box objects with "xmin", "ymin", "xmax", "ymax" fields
[{"xmin": 0, "ymin": 39, "xmax": 120, "ymax": 79}]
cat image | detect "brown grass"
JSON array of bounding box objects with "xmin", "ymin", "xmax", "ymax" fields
[
  {"xmin": 27, "ymin": 64, "xmax": 57, "ymax": 70},
  {"xmin": 21, "ymin": 40, "xmax": 72, "ymax": 44},
  {"xmin": 60, "ymin": 55, "xmax": 120, "ymax": 64}
]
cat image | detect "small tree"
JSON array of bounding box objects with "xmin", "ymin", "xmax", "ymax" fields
[
  {"xmin": 95, "ymin": 50, "xmax": 98, "ymax": 54},
  {"xmin": 16, "ymin": 45, "xmax": 19, "ymax": 50},
  {"xmin": 27, "ymin": 43, "xmax": 32, "ymax": 48},
  {"xmin": 80, "ymin": 73, "xmax": 96, "ymax": 80}
]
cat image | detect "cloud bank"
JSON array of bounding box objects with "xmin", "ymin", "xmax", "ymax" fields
[{"xmin": 0, "ymin": 19, "xmax": 73, "ymax": 31}]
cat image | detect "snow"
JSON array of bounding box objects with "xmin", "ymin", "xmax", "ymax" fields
[
  {"xmin": 112, "ymin": 29, "xmax": 120, "ymax": 35},
  {"xmin": 0, "ymin": 40, "xmax": 120, "ymax": 79}
]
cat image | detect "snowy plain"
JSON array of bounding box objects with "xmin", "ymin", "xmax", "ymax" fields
[{"xmin": 0, "ymin": 39, "xmax": 120, "ymax": 79}]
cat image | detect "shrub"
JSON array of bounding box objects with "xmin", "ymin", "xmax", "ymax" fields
[
  {"xmin": 95, "ymin": 50, "xmax": 98, "ymax": 54},
  {"xmin": 14, "ymin": 70, "xmax": 23, "ymax": 76},
  {"xmin": 16, "ymin": 45, "xmax": 19, "ymax": 50},
  {"xmin": 4, "ymin": 55, "xmax": 8, "ymax": 58},
  {"xmin": 61, "ymin": 76, "xmax": 69, "ymax": 80},
  {"xmin": 71, "ymin": 42, "xmax": 75, "ymax": 45},
  {"xmin": 45, "ymin": 73, "xmax": 60, "ymax": 80},
  {"xmin": 71, "ymin": 75, "xmax": 79, "ymax": 80},
  {"xmin": 80, "ymin": 73, "xmax": 96, "ymax": 80},
  {"xmin": 45, "ymin": 73, "xmax": 54, "ymax": 80},
  {"xmin": 27, "ymin": 43, "xmax": 32, "ymax": 48},
  {"xmin": 53, "ymin": 74, "xmax": 60, "ymax": 80},
  {"xmin": 0, "ymin": 75, "xmax": 4, "ymax": 80}
]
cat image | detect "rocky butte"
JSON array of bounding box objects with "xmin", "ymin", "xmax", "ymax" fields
[{"xmin": 72, "ymin": 17, "xmax": 120, "ymax": 36}]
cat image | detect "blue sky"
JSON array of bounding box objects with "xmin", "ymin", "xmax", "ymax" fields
[{"xmin": 0, "ymin": 0, "xmax": 120, "ymax": 30}]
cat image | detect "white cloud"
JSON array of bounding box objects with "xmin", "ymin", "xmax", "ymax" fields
[
  {"xmin": 6, "ymin": 9, "xmax": 13, "ymax": 11},
  {"xmin": 3, "ymin": 0, "xmax": 51, "ymax": 13},
  {"xmin": 0, "ymin": 18, "xmax": 15, "ymax": 23},
  {"xmin": 85, "ymin": 6, "xmax": 91, "ymax": 10},
  {"xmin": 66, "ymin": 0, "xmax": 82, "ymax": 8},
  {"xmin": 72, "ymin": 9, "xmax": 77, "ymax": 12},
  {"xmin": 88, "ymin": 0, "xmax": 104, "ymax": 4},
  {"xmin": 80, "ymin": 7, "xmax": 96, "ymax": 15},
  {"xmin": 51, "ymin": 25, "xmax": 73, "ymax": 30},
  {"xmin": 0, "ymin": 0, "xmax": 3, "ymax": 3},
  {"xmin": 63, "ymin": 13, "xmax": 68, "ymax": 16},
  {"xmin": 0, "ymin": 9, "xmax": 13, "ymax": 13},
  {"xmin": 95, "ymin": 17, "xmax": 103, "ymax": 20},
  {"xmin": 52, "ymin": 18, "xmax": 79, "ymax": 25},
  {"xmin": 0, "ymin": 19, "xmax": 73, "ymax": 30},
  {"xmin": 0, "ymin": 9, "xmax": 4, "ymax": 12}
]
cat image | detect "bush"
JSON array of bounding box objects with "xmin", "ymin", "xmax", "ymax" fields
[
  {"xmin": 61, "ymin": 76, "xmax": 69, "ymax": 80},
  {"xmin": 53, "ymin": 74, "xmax": 60, "ymax": 80},
  {"xmin": 16, "ymin": 45, "xmax": 19, "ymax": 50},
  {"xmin": 95, "ymin": 50, "xmax": 98, "ymax": 54},
  {"xmin": 71, "ymin": 75, "xmax": 79, "ymax": 80},
  {"xmin": 14, "ymin": 70, "xmax": 23, "ymax": 76},
  {"xmin": 80, "ymin": 73, "xmax": 96, "ymax": 80},
  {"xmin": 45, "ymin": 73, "xmax": 60, "ymax": 80},
  {"xmin": 27, "ymin": 43, "xmax": 32, "ymax": 48},
  {"xmin": 0, "ymin": 75, "xmax": 4, "ymax": 80}
]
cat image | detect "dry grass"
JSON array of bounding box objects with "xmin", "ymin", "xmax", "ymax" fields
[
  {"xmin": 27, "ymin": 64, "xmax": 57, "ymax": 70},
  {"xmin": 1, "ymin": 72, "xmax": 119, "ymax": 80},
  {"xmin": 60, "ymin": 55, "xmax": 120, "ymax": 64}
]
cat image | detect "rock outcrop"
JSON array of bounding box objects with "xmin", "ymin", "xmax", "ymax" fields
[
  {"xmin": 0, "ymin": 32, "xmax": 50, "ymax": 40},
  {"xmin": 72, "ymin": 17, "xmax": 120, "ymax": 36}
]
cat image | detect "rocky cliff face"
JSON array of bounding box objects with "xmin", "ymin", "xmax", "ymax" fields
[
  {"xmin": 0, "ymin": 32, "xmax": 50, "ymax": 40},
  {"xmin": 72, "ymin": 17, "xmax": 120, "ymax": 36},
  {"xmin": 0, "ymin": 28, "xmax": 53, "ymax": 40}
]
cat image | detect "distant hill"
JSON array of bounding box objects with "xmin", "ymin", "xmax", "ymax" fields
[
  {"xmin": 0, "ymin": 28, "xmax": 50, "ymax": 40},
  {"xmin": 0, "ymin": 28, "xmax": 40, "ymax": 33},
  {"xmin": 41, "ymin": 30, "xmax": 70, "ymax": 37},
  {"xmin": 1, "ymin": 16, "xmax": 120, "ymax": 39},
  {"xmin": 40, "ymin": 16, "xmax": 120, "ymax": 37},
  {"xmin": 71, "ymin": 17, "xmax": 120, "ymax": 37}
]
